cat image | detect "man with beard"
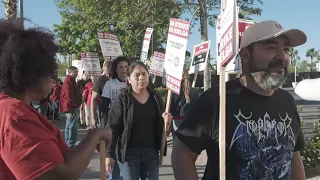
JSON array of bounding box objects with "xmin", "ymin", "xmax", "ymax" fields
[{"xmin": 171, "ymin": 21, "xmax": 307, "ymax": 180}]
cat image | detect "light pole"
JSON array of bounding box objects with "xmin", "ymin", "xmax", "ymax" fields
[
  {"xmin": 19, "ymin": 0, "xmax": 24, "ymax": 27},
  {"xmin": 294, "ymin": 56, "xmax": 297, "ymax": 83}
]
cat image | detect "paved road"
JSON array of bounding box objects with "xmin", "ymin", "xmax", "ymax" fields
[
  {"xmin": 284, "ymin": 87, "xmax": 320, "ymax": 139},
  {"xmin": 55, "ymin": 88, "xmax": 320, "ymax": 179}
]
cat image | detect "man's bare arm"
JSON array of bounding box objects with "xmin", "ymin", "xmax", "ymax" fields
[
  {"xmin": 91, "ymin": 91, "xmax": 100, "ymax": 128},
  {"xmin": 291, "ymin": 151, "xmax": 305, "ymax": 180},
  {"xmin": 172, "ymin": 138, "xmax": 199, "ymax": 180}
]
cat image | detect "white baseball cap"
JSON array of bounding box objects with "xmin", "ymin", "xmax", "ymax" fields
[{"xmin": 240, "ymin": 20, "xmax": 307, "ymax": 49}]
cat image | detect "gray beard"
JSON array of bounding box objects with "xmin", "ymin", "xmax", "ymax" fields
[{"xmin": 250, "ymin": 71, "xmax": 288, "ymax": 92}]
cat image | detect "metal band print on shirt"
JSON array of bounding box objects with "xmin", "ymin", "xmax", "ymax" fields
[{"xmin": 229, "ymin": 109, "xmax": 295, "ymax": 179}]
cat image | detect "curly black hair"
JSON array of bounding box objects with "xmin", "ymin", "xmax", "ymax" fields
[
  {"xmin": 110, "ymin": 56, "xmax": 131, "ymax": 79},
  {"xmin": 0, "ymin": 19, "xmax": 57, "ymax": 93}
]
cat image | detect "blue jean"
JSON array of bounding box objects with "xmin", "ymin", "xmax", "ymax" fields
[
  {"xmin": 118, "ymin": 148, "xmax": 159, "ymax": 180},
  {"xmin": 96, "ymin": 105, "xmax": 102, "ymax": 128},
  {"xmin": 51, "ymin": 101, "xmax": 59, "ymax": 121},
  {"xmin": 109, "ymin": 157, "xmax": 121, "ymax": 180},
  {"xmin": 64, "ymin": 108, "xmax": 79, "ymax": 148}
]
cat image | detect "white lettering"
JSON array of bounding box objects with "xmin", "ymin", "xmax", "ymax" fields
[
  {"xmin": 172, "ymin": 27, "xmax": 188, "ymax": 37},
  {"xmin": 174, "ymin": 22, "xmax": 189, "ymax": 30},
  {"xmin": 230, "ymin": 110, "xmax": 296, "ymax": 151},
  {"xmin": 166, "ymin": 75, "xmax": 180, "ymax": 86},
  {"xmin": 166, "ymin": 82, "xmax": 179, "ymax": 93},
  {"xmin": 221, "ymin": 42, "xmax": 232, "ymax": 59},
  {"xmin": 220, "ymin": 28, "xmax": 233, "ymax": 48}
]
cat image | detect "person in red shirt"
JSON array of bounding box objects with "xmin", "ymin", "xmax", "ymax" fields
[
  {"xmin": 50, "ymin": 79, "xmax": 62, "ymax": 121},
  {"xmin": 60, "ymin": 66, "xmax": 83, "ymax": 148},
  {"xmin": 0, "ymin": 19, "xmax": 112, "ymax": 180},
  {"xmin": 82, "ymin": 76, "xmax": 97, "ymax": 130}
]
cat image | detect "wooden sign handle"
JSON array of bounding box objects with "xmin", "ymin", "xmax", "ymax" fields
[
  {"xmin": 160, "ymin": 89, "xmax": 173, "ymax": 165},
  {"xmin": 100, "ymin": 140, "xmax": 106, "ymax": 179},
  {"xmin": 99, "ymin": 118, "xmax": 106, "ymax": 179},
  {"xmin": 219, "ymin": 67, "xmax": 226, "ymax": 180}
]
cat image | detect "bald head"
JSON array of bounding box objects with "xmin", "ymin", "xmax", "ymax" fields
[{"xmin": 68, "ymin": 66, "xmax": 78, "ymax": 78}]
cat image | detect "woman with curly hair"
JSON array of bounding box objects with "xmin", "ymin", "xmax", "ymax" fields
[{"xmin": 0, "ymin": 19, "xmax": 112, "ymax": 180}]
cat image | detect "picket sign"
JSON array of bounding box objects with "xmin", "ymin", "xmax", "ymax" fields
[
  {"xmin": 149, "ymin": 51, "xmax": 165, "ymax": 85},
  {"xmin": 189, "ymin": 40, "xmax": 211, "ymax": 87},
  {"xmin": 218, "ymin": 0, "xmax": 238, "ymax": 179},
  {"xmin": 159, "ymin": 18, "xmax": 191, "ymax": 165}
]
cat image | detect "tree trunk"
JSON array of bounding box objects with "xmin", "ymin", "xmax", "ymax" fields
[
  {"xmin": 199, "ymin": 0, "xmax": 211, "ymax": 91},
  {"xmin": 311, "ymin": 57, "xmax": 313, "ymax": 72},
  {"xmin": 4, "ymin": 0, "xmax": 17, "ymax": 20}
]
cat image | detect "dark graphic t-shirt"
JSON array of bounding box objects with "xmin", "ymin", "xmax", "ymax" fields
[{"xmin": 175, "ymin": 78, "xmax": 304, "ymax": 180}]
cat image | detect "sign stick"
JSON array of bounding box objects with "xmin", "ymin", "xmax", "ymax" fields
[
  {"xmin": 99, "ymin": 118, "xmax": 106, "ymax": 179},
  {"xmin": 160, "ymin": 89, "xmax": 173, "ymax": 165},
  {"xmin": 152, "ymin": 75, "xmax": 157, "ymax": 84},
  {"xmin": 192, "ymin": 72, "xmax": 198, "ymax": 87},
  {"xmin": 219, "ymin": 67, "xmax": 226, "ymax": 180}
]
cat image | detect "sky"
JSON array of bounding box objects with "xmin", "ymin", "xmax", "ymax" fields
[{"xmin": 0, "ymin": 0, "xmax": 319, "ymax": 63}]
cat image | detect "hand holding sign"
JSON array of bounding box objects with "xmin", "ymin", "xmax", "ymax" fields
[{"xmin": 162, "ymin": 112, "xmax": 173, "ymax": 136}]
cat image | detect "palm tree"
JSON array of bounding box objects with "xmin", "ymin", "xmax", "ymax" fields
[
  {"xmin": 289, "ymin": 48, "xmax": 300, "ymax": 64},
  {"xmin": 306, "ymin": 48, "xmax": 317, "ymax": 72},
  {"xmin": 4, "ymin": 0, "xmax": 17, "ymax": 20}
]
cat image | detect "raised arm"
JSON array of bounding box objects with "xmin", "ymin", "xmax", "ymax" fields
[{"xmin": 172, "ymin": 88, "xmax": 216, "ymax": 180}]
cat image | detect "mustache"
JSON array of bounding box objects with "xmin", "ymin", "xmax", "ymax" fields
[
  {"xmin": 249, "ymin": 59, "xmax": 287, "ymax": 73},
  {"xmin": 268, "ymin": 60, "xmax": 286, "ymax": 68}
]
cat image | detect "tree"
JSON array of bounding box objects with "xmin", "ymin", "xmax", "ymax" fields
[
  {"xmin": 289, "ymin": 48, "xmax": 300, "ymax": 64},
  {"xmin": 57, "ymin": 61, "xmax": 69, "ymax": 77},
  {"xmin": 288, "ymin": 48, "xmax": 300, "ymax": 73},
  {"xmin": 296, "ymin": 60, "xmax": 312, "ymax": 73},
  {"xmin": 184, "ymin": 51, "xmax": 192, "ymax": 71},
  {"xmin": 306, "ymin": 48, "xmax": 317, "ymax": 72},
  {"xmin": 54, "ymin": 0, "xmax": 182, "ymax": 60},
  {"xmin": 181, "ymin": 0, "xmax": 263, "ymax": 90}
]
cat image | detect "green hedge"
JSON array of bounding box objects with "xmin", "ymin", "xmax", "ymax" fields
[
  {"xmin": 155, "ymin": 87, "xmax": 168, "ymax": 103},
  {"xmin": 298, "ymin": 107, "xmax": 320, "ymax": 177}
]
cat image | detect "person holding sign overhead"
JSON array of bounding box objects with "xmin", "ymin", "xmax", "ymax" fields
[
  {"xmin": 171, "ymin": 20, "xmax": 307, "ymax": 180},
  {"xmin": 105, "ymin": 62, "xmax": 172, "ymax": 180}
]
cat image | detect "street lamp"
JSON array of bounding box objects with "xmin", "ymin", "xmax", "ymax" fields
[{"xmin": 19, "ymin": 0, "xmax": 23, "ymax": 27}]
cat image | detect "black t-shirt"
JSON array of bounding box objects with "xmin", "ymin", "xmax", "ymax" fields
[
  {"xmin": 176, "ymin": 79, "xmax": 304, "ymax": 180},
  {"xmin": 127, "ymin": 95, "xmax": 158, "ymax": 149},
  {"xmin": 92, "ymin": 75, "xmax": 109, "ymax": 95}
]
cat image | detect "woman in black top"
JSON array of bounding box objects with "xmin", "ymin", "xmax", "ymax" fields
[{"xmin": 105, "ymin": 62, "xmax": 172, "ymax": 180}]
